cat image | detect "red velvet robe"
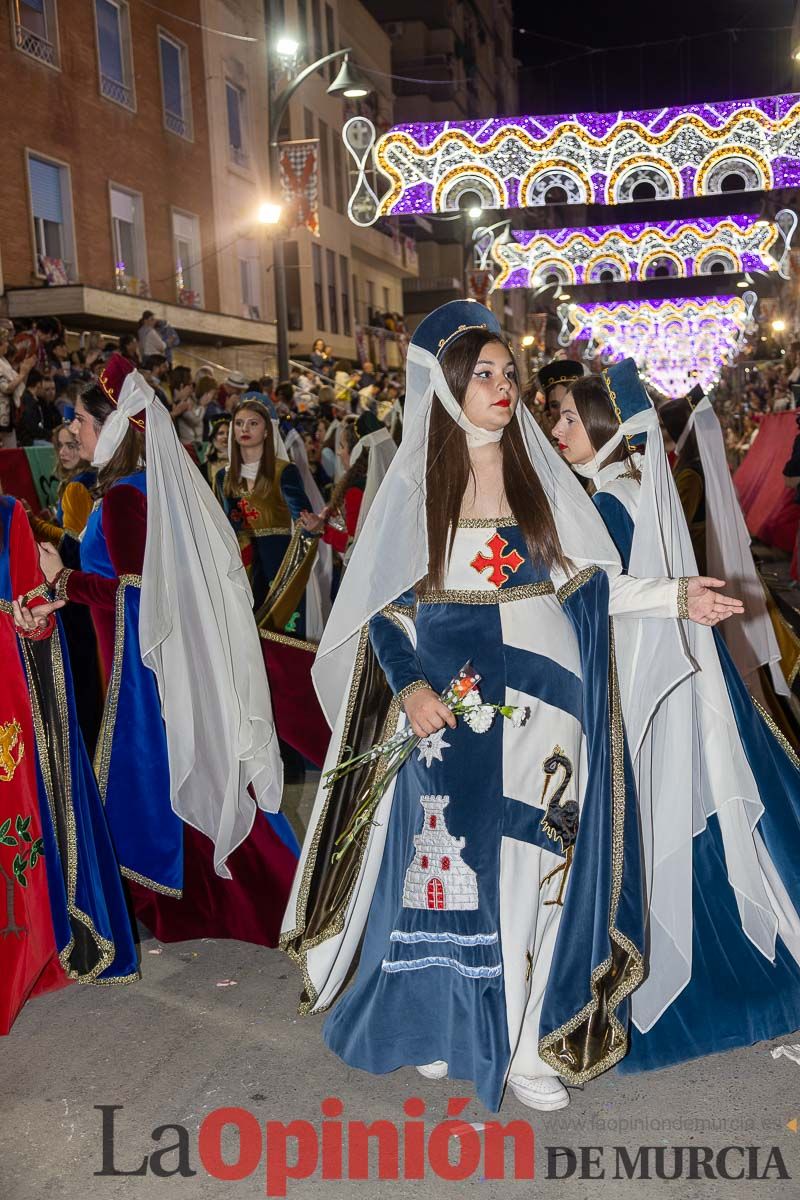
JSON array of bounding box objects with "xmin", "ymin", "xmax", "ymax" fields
[{"xmin": 0, "ymin": 500, "xmax": 68, "ymax": 1034}]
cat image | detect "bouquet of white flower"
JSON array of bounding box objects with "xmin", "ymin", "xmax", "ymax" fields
[{"xmin": 326, "ymin": 662, "xmax": 528, "ymax": 862}]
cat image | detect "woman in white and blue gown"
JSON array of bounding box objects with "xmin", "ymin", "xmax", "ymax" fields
[
  {"xmin": 281, "ymin": 305, "xmax": 740, "ymax": 1111},
  {"xmin": 554, "ymin": 359, "xmax": 800, "ymax": 1072}
]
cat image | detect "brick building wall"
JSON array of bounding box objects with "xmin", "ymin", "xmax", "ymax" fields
[{"xmin": 0, "ymin": 0, "xmax": 220, "ymax": 311}]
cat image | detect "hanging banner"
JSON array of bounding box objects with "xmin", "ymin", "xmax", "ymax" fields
[
  {"xmin": 466, "ymin": 269, "xmax": 492, "ymax": 303},
  {"xmin": 279, "ymin": 139, "xmax": 320, "ymax": 238}
]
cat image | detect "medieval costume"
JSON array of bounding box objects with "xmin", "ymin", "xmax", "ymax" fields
[
  {"xmin": 282, "ymin": 303, "xmax": 705, "ymax": 1111},
  {"xmin": 215, "ymin": 401, "xmax": 317, "ymax": 638},
  {"xmin": 51, "ymin": 355, "xmax": 297, "ymax": 947},
  {"xmin": 201, "ymin": 412, "xmax": 231, "ymax": 492},
  {"xmin": 1, "ymin": 496, "xmax": 138, "ymax": 1034},
  {"xmin": 321, "ymin": 412, "xmax": 397, "ymax": 564},
  {"xmin": 30, "ymin": 456, "xmax": 103, "ymax": 755},
  {"xmin": 564, "ymin": 359, "xmax": 800, "ymax": 1072}
]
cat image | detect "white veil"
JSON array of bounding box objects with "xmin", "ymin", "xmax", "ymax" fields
[
  {"xmin": 93, "ymin": 370, "xmax": 284, "ymax": 878},
  {"xmin": 681, "ymin": 395, "xmax": 787, "ymax": 695},
  {"xmin": 349, "ymin": 426, "xmax": 398, "ymax": 543},
  {"xmin": 578, "ymin": 376, "xmax": 784, "ymax": 1030}
]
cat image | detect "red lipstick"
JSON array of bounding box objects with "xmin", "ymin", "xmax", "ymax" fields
[{"xmin": 493, "ymin": 398, "xmax": 511, "ymax": 408}]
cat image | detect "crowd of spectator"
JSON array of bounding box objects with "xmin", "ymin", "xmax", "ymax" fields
[{"xmin": 0, "ymin": 312, "xmax": 405, "ymax": 506}]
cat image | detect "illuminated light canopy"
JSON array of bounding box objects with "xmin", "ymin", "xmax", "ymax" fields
[
  {"xmin": 492, "ymin": 213, "xmax": 792, "ymax": 289},
  {"xmin": 563, "ymin": 296, "xmax": 755, "ymax": 398},
  {"xmin": 362, "ymin": 93, "xmax": 800, "ymax": 219}
]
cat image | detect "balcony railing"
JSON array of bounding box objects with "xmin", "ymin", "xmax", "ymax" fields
[
  {"xmin": 15, "ymin": 22, "xmax": 57, "ymax": 67},
  {"xmin": 165, "ymin": 110, "xmax": 188, "ymax": 138},
  {"xmin": 101, "ymin": 74, "xmax": 135, "ymax": 109}
]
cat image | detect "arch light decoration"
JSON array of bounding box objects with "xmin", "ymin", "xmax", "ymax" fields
[
  {"xmin": 491, "ymin": 212, "xmax": 792, "ymax": 290},
  {"xmin": 367, "ymin": 94, "xmax": 800, "ymax": 218},
  {"xmin": 561, "ymin": 295, "xmax": 756, "ymax": 398}
]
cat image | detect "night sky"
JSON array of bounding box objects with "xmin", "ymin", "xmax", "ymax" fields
[{"xmin": 513, "ymin": 0, "xmax": 798, "ymax": 115}]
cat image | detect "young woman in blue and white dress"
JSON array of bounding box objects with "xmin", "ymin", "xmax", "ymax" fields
[
  {"xmin": 553, "ymin": 359, "xmax": 800, "ymax": 1073},
  {"xmin": 281, "ymin": 304, "xmax": 741, "ymax": 1113}
]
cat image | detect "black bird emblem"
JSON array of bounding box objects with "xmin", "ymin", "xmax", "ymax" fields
[{"xmin": 539, "ymin": 746, "xmax": 579, "ymax": 907}]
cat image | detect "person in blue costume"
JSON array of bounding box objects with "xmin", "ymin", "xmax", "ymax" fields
[
  {"xmin": 6, "ymin": 495, "xmax": 139, "ymax": 1020},
  {"xmin": 281, "ymin": 303, "xmax": 741, "ymax": 1113},
  {"xmin": 554, "ymin": 359, "xmax": 800, "ymax": 1073},
  {"xmin": 35, "ymin": 354, "xmax": 297, "ymax": 949},
  {"xmin": 215, "ymin": 397, "xmax": 318, "ymax": 638}
]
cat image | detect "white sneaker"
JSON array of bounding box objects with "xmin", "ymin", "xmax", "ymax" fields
[
  {"xmin": 416, "ymin": 1060, "xmax": 448, "ymax": 1080},
  {"xmin": 508, "ymin": 1073, "xmax": 570, "ymax": 1110}
]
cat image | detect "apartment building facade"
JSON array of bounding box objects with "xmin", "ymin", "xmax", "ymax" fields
[{"xmin": 0, "ymin": 0, "xmax": 415, "ymax": 375}]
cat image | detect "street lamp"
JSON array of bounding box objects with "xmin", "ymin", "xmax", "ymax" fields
[
  {"xmin": 266, "ymin": 5, "xmax": 373, "ymax": 380},
  {"xmin": 258, "ymin": 202, "xmax": 282, "ymax": 226}
]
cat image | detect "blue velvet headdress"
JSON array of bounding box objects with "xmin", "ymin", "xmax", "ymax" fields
[
  {"xmin": 599, "ymin": 357, "xmax": 651, "ymax": 450},
  {"xmin": 409, "ymin": 300, "xmax": 502, "ymax": 360}
]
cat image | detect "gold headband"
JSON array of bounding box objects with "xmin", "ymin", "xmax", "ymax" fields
[{"xmin": 436, "ymin": 323, "xmax": 489, "ymax": 357}]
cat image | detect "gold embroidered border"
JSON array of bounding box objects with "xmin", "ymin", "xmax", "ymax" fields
[
  {"xmin": 419, "ymin": 581, "xmax": 555, "ymax": 605},
  {"xmin": 22, "ymin": 582, "xmax": 51, "ymax": 605},
  {"xmin": 259, "ymin": 629, "xmax": 319, "ymax": 654},
  {"xmin": 251, "ymin": 527, "xmax": 292, "ymax": 537},
  {"xmin": 120, "ymin": 864, "xmax": 183, "ymax": 898},
  {"xmin": 378, "ymin": 604, "xmax": 415, "ymax": 637},
  {"xmin": 396, "ymin": 679, "xmax": 429, "ymax": 703},
  {"xmin": 556, "ymin": 566, "xmax": 601, "ymax": 605},
  {"xmin": 753, "ymin": 697, "xmax": 800, "ymax": 770},
  {"xmin": 18, "ymin": 632, "xmax": 126, "ymax": 985},
  {"xmin": 677, "ymin": 576, "xmax": 690, "ymax": 620},
  {"xmin": 538, "ymin": 624, "xmax": 645, "ymax": 1083},
  {"xmin": 94, "ymin": 577, "xmax": 138, "ymax": 798},
  {"xmin": 0, "ymin": 599, "xmax": 11, "ymax": 615},
  {"xmin": 280, "ymin": 627, "xmax": 404, "ymax": 1013},
  {"xmin": 54, "ymin": 568, "xmax": 73, "ymax": 602},
  {"xmin": 457, "ymin": 516, "xmax": 518, "ymax": 528}
]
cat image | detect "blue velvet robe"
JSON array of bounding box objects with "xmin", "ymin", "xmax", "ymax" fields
[
  {"xmin": 321, "ymin": 520, "xmax": 645, "ymax": 1110},
  {"xmin": 594, "ymin": 490, "xmax": 800, "ymax": 1071},
  {"xmin": 81, "ymin": 473, "xmax": 184, "ymax": 897}
]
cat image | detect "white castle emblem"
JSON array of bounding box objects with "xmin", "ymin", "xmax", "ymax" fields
[{"xmin": 402, "ymin": 794, "xmax": 478, "ymax": 911}]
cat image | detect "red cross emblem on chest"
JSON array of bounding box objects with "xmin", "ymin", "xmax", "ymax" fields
[
  {"xmin": 237, "ymin": 497, "xmax": 261, "ymax": 525},
  {"xmin": 470, "ymin": 532, "xmax": 524, "ymax": 588}
]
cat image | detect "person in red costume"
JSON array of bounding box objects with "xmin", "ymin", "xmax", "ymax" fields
[
  {"xmin": 1, "ymin": 499, "xmax": 66, "ymax": 1032},
  {"xmin": 35, "ymin": 354, "xmax": 299, "ymax": 947}
]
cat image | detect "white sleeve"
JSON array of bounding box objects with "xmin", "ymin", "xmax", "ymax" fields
[{"xmin": 608, "ymin": 574, "xmax": 680, "ymax": 619}]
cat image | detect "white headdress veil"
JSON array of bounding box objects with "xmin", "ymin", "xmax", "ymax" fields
[
  {"xmin": 348, "ymin": 425, "xmax": 397, "ymax": 544},
  {"xmin": 575, "ymin": 364, "xmax": 784, "ymax": 1031},
  {"xmin": 677, "ymin": 393, "xmax": 786, "ymax": 695},
  {"xmin": 93, "ymin": 368, "xmax": 283, "ymax": 878}
]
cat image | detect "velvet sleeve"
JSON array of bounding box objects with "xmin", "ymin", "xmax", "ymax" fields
[
  {"xmin": 30, "ymin": 481, "xmax": 94, "ymax": 547},
  {"xmin": 592, "ymin": 492, "xmax": 634, "ymax": 571},
  {"xmin": 62, "ymin": 484, "xmax": 147, "ymax": 610},
  {"xmin": 279, "ymin": 462, "xmax": 311, "ymax": 521},
  {"xmin": 10, "ymin": 500, "xmax": 54, "ymax": 637},
  {"xmin": 368, "ymin": 590, "xmax": 427, "ymax": 698}
]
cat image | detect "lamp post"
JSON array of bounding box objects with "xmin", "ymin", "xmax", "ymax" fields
[{"xmin": 265, "ymin": 3, "xmax": 372, "ymax": 381}]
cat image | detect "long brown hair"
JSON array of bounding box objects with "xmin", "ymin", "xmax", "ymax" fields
[
  {"xmin": 80, "ymin": 384, "xmax": 145, "ymax": 498},
  {"xmin": 223, "ymin": 399, "xmax": 276, "ymax": 497},
  {"xmin": 659, "ymin": 397, "xmax": 700, "ymax": 470},
  {"xmin": 568, "ymin": 375, "xmax": 642, "ymax": 479},
  {"xmin": 52, "ymin": 422, "xmax": 91, "ymax": 484},
  {"xmin": 421, "ymin": 329, "xmax": 568, "ymax": 591}
]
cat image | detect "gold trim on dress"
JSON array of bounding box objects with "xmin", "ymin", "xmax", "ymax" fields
[
  {"xmin": 538, "ymin": 624, "xmax": 645, "ymax": 1083},
  {"xmin": 556, "ymin": 566, "xmax": 600, "ymax": 605},
  {"xmin": 18, "ymin": 631, "xmax": 132, "ymax": 983},
  {"xmin": 396, "ymin": 679, "xmax": 429, "ymax": 703},
  {"xmin": 259, "ymin": 629, "xmax": 319, "ymax": 654},
  {"xmin": 753, "ymin": 697, "xmax": 800, "ymax": 769},
  {"xmin": 677, "ymin": 576, "xmax": 690, "ymax": 620},
  {"xmin": 457, "ymin": 516, "xmax": 518, "ymax": 528},
  {"xmin": 419, "ymin": 581, "xmax": 554, "ymax": 605},
  {"xmin": 120, "ymin": 864, "xmax": 182, "ymax": 898}
]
